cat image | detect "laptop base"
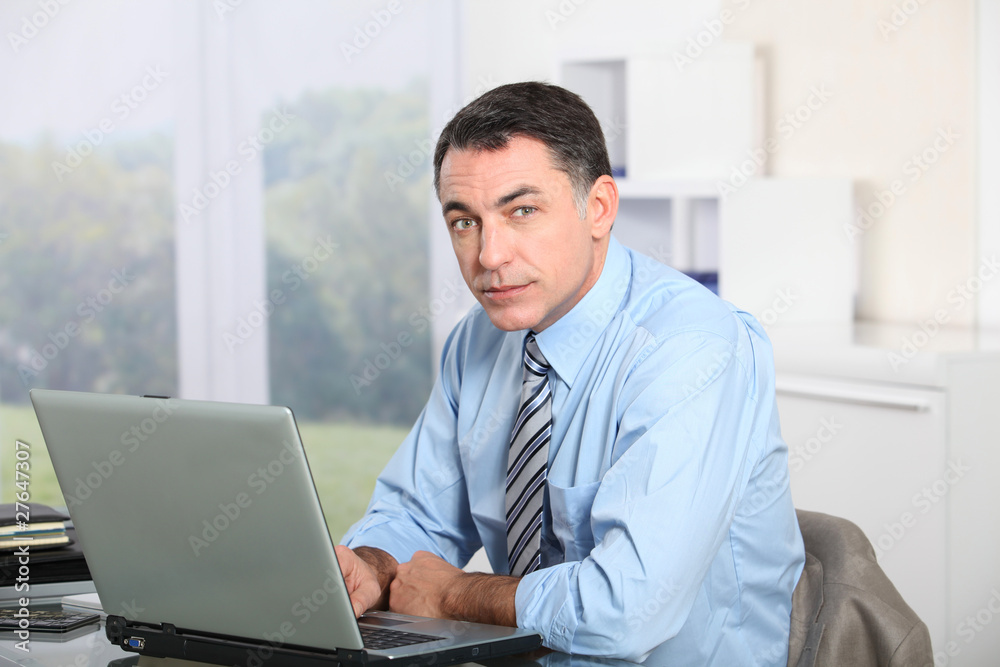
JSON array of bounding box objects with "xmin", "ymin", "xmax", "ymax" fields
[{"xmin": 106, "ymin": 614, "xmax": 542, "ymax": 666}]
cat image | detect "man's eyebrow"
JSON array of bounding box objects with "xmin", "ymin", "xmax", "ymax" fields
[
  {"xmin": 442, "ymin": 186, "xmax": 544, "ymax": 216},
  {"xmin": 442, "ymin": 200, "xmax": 471, "ymax": 216},
  {"xmin": 495, "ymin": 186, "xmax": 542, "ymax": 209}
]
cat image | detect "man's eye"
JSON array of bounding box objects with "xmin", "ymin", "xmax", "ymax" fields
[
  {"xmin": 452, "ymin": 219, "xmax": 476, "ymax": 231},
  {"xmin": 513, "ymin": 206, "xmax": 535, "ymax": 217}
]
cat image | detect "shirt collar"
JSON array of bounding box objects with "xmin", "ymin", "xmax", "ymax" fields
[{"xmin": 533, "ymin": 236, "xmax": 630, "ymax": 388}]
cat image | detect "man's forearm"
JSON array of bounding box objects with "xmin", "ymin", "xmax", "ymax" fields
[
  {"xmin": 444, "ymin": 572, "xmax": 520, "ymax": 627},
  {"xmin": 354, "ymin": 546, "xmax": 399, "ymax": 611}
]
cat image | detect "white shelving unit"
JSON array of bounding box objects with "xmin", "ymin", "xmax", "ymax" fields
[
  {"xmin": 614, "ymin": 179, "xmax": 718, "ymax": 273},
  {"xmin": 559, "ymin": 45, "xmax": 762, "ymax": 279},
  {"xmin": 560, "ymin": 50, "xmax": 859, "ymax": 329}
]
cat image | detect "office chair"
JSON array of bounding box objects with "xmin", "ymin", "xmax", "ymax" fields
[{"xmin": 787, "ymin": 510, "xmax": 933, "ymax": 667}]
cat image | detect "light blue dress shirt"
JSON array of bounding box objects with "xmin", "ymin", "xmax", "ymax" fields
[{"xmin": 344, "ymin": 236, "xmax": 805, "ymax": 665}]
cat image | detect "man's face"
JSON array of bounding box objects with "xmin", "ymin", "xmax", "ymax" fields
[{"xmin": 438, "ymin": 136, "xmax": 611, "ymax": 332}]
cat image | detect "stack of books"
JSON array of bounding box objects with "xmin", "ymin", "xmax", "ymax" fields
[
  {"xmin": 0, "ymin": 505, "xmax": 71, "ymax": 551},
  {"xmin": 0, "ymin": 503, "xmax": 93, "ymax": 602}
]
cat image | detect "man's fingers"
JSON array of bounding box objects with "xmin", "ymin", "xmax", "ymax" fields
[{"xmin": 335, "ymin": 545, "xmax": 378, "ymax": 617}]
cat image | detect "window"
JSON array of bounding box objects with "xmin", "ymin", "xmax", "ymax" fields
[{"xmin": 0, "ymin": 0, "xmax": 437, "ymax": 541}]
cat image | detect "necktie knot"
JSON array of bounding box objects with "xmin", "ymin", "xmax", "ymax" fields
[{"xmin": 523, "ymin": 334, "xmax": 550, "ymax": 379}]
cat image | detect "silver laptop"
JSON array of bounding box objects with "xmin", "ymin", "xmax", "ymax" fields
[{"xmin": 30, "ymin": 389, "xmax": 540, "ymax": 665}]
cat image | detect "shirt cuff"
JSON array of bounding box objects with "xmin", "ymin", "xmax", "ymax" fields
[{"xmin": 514, "ymin": 561, "xmax": 580, "ymax": 652}]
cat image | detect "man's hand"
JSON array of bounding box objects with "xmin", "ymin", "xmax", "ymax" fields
[
  {"xmin": 389, "ymin": 550, "xmax": 463, "ymax": 619},
  {"xmin": 335, "ymin": 545, "xmax": 397, "ymax": 617},
  {"xmin": 389, "ymin": 551, "xmax": 519, "ymax": 627}
]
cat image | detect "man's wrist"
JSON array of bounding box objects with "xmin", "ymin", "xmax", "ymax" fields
[{"xmin": 354, "ymin": 546, "xmax": 399, "ymax": 610}]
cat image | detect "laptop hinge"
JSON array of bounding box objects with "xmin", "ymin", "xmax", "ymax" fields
[
  {"xmin": 337, "ymin": 647, "xmax": 371, "ymax": 665},
  {"xmin": 106, "ymin": 615, "xmax": 127, "ymax": 644}
]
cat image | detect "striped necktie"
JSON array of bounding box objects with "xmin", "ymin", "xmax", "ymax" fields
[{"xmin": 505, "ymin": 333, "xmax": 551, "ymax": 577}]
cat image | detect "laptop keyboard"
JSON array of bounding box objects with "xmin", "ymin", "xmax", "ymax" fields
[
  {"xmin": 359, "ymin": 625, "xmax": 441, "ymax": 650},
  {"xmin": 0, "ymin": 608, "xmax": 100, "ymax": 632}
]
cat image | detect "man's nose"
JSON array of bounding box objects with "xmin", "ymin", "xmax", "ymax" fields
[{"xmin": 479, "ymin": 221, "xmax": 513, "ymax": 271}]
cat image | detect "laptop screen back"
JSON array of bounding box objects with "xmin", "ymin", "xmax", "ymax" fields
[{"xmin": 30, "ymin": 389, "xmax": 364, "ymax": 652}]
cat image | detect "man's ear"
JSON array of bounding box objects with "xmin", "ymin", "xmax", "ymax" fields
[{"xmin": 588, "ymin": 175, "xmax": 618, "ymax": 240}]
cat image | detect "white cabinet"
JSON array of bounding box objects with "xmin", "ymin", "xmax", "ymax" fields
[
  {"xmin": 771, "ymin": 324, "xmax": 1000, "ymax": 665},
  {"xmin": 776, "ymin": 373, "xmax": 948, "ymax": 648}
]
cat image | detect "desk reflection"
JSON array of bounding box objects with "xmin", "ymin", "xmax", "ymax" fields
[{"xmin": 484, "ymin": 652, "xmax": 640, "ymax": 667}]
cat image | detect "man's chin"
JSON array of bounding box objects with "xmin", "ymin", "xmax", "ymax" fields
[
  {"xmin": 480, "ymin": 303, "xmax": 539, "ymax": 333},
  {"xmin": 486, "ymin": 316, "xmax": 535, "ymax": 333}
]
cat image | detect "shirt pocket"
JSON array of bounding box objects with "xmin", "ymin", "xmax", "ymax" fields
[{"xmin": 548, "ymin": 480, "xmax": 601, "ymax": 562}]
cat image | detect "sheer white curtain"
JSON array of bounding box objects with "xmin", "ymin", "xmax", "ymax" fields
[{"xmin": 170, "ymin": 0, "xmax": 441, "ymax": 403}]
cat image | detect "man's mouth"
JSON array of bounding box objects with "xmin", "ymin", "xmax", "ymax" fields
[{"xmin": 482, "ymin": 284, "xmax": 530, "ymax": 301}]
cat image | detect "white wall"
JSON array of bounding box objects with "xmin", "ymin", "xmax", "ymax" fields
[
  {"xmin": 725, "ymin": 0, "xmax": 977, "ymax": 326},
  {"xmin": 979, "ymin": 0, "xmax": 1000, "ymax": 329}
]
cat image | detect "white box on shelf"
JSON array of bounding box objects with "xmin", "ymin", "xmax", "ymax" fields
[
  {"xmin": 627, "ymin": 43, "xmax": 763, "ymax": 180},
  {"xmin": 559, "ymin": 45, "xmax": 761, "ymax": 181},
  {"xmin": 719, "ymin": 178, "xmax": 856, "ymax": 327}
]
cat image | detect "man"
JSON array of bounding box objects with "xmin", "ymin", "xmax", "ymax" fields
[{"xmin": 338, "ymin": 81, "xmax": 804, "ymax": 665}]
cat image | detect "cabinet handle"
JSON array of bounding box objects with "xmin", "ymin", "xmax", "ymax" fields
[{"xmin": 774, "ymin": 378, "xmax": 933, "ymax": 412}]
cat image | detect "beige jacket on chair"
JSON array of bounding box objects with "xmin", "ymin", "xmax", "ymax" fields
[{"xmin": 787, "ymin": 510, "xmax": 934, "ymax": 667}]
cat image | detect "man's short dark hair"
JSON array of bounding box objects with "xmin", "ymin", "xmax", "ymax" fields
[{"xmin": 433, "ymin": 81, "xmax": 612, "ymax": 218}]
